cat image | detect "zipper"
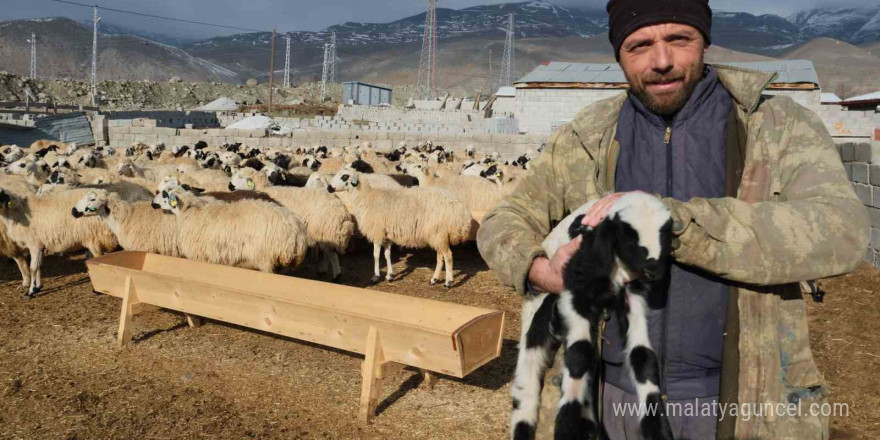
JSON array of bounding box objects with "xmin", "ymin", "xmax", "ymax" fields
[{"xmin": 662, "ymin": 124, "xmax": 672, "ymax": 398}]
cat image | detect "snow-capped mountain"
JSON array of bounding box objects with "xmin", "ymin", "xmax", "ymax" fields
[{"xmin": 787, "ymin": 6, "xmax": 880, "ymax": 44}]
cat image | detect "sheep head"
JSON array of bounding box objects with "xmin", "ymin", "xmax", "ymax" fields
[
  {"xmin": 229, "ymin": 169, "xmax": 257, "ymax": 191},
  {"xmin": 72, "ymin": 190, "xmax": 109, "ymax": 218}
]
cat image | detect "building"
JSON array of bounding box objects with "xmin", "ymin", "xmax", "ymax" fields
[
  {"xmin": 342, "ymin": 82, "xmax": 392, "ymax": 107},
  {"xmin": 513, "ymin": 60, "xmax": 821, "ymax": 133}
]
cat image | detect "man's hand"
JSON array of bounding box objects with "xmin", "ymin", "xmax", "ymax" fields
[{"xmin": 528, "ymin": 236, "xmax": 582, "ymax": 294}]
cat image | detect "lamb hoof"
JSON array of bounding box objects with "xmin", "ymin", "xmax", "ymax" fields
[
  {"xmin": 429, "ymin": 278, "xmax": 438, "ymax": 286},
  {"xmin": 369, "ymin": 276, "xmax": 380, "ymax": 284},
  {"xmin": 385, "ymin": 275, "xmax": 394, "ymax": 282},
  {"xmin": 444, "ymin": 282, "xmax": 453, "ymax": 288},
  {"xmin": 21, "ymin": 292, "xmax": 33, "ymax": 300},
  {"xmin": 331, "ymin": 274, "xmax": 341, "ymax": 283}
]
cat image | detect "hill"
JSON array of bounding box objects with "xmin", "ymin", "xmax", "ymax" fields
[
  {"xmin": 0, "ymin": 17, "xmax": 238, "ymax": 83},
  {"xmin": 780, "ymin": 38, "xmax": 880, "ymax": 98}
]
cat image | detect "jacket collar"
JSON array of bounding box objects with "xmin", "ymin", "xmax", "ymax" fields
[{"xmin": 570, "ymin": 63, "xmax": 776, "ymax": 157}]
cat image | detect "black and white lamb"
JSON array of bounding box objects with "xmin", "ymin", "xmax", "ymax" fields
[{"xmin": 511, "ymin": 192, "xmax": 674, "ymax": 440}]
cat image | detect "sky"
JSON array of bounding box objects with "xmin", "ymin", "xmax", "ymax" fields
[{"xmin": 1, "ymin": 0, "xmax": 875, "ymax": 40}]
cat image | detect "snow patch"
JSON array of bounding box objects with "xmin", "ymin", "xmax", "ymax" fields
[{"xmin": 197, "ymin": 97, "xmax": 238, "ymax": 111}]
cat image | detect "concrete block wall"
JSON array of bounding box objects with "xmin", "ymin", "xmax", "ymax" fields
[
  {"xmin": 516, "ymin": 88, "xmax": 624, "ymax": 133},
  {"xmin": 103, "ymin": 110, "xmax": 221, "ymax": 129},
  {"xmin": 840, "ymin": 141, "xmax": 880, "ymax": 269},
  {"xmin": 106, "ymin": 119, "xmax": 549, "ymax": 161}
]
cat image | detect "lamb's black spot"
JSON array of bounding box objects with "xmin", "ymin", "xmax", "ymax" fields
[
  {"xmin": 629, "ymin": 346, "xmax": 661, "ymax": 385},
  {"xmin": 564, "ymin": 340, "xmax": 595, "ymax": 379}
]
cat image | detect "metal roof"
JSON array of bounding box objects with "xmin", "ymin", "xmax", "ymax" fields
[
  {"xmin": 495, "ymin": 86, "xmax": 516, "ymax": 97},
  {"xmin": 842, "ymin": 91, "xmax": 880, "ymax": 103},
  {"xmin": 515, "ymin": 60, "xmax": 820, "ymax": 86},
  {"xmin": 821, "ymin": 93, "xmax": 841, "ymax": 104}
]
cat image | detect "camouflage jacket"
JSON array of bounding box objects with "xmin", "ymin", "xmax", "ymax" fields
[{"xmin": 477, "ymin": 65, "xmax": 870, "ymax": 439}]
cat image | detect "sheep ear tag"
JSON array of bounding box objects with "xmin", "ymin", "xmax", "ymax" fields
[
  {"xmin": 247, "ymin": 178, "xmax": 255, "ymax": 189},
  {"xmin": 170, "ymin": 195, "xmax": 179, "ymax": 208}
]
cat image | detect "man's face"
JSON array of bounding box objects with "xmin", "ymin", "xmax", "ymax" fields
[{"xmin": 618, "ymin": 23, "xmax": 708, "ymax": 117}]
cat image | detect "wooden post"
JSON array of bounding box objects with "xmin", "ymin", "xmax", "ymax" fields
[
  {"xmin": 268, "ymin": 29, "xmax": 276, "ymax": 114},
  {"xmin": 421, "ymin": 369, "xmax": 438, "ymax": 390},
  {"xmin": 117, "ymin": 276, "xmax": 137, "ymax": 348},
  {"xmin": 185, "ymin": 314, "xmax": 202, "ymax": 328},
  {"xmin": 359, "ymin": 326, "xmax": 383, "ymax": 423},
  {"xmin": 358, "ymin": 326, "xmax": 404, "ymax": 423}
]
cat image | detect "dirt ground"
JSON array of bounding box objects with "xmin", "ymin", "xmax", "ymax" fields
[{"xmin": 0, "ymin": 240, "xmax": 877, "ymax": 440}]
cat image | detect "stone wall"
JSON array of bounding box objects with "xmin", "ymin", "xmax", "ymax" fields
[{"xmin": 840, "ymin": 141, "xmax": 880, "ymax": 268}]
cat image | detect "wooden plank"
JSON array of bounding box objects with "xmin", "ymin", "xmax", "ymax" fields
[
  {"xmin": 117, "ymin": 276, "xmax": 136, "ymax": 348},
  {"xmin": 421, "ymin": 369, "xmax": 438, "ymax": 390},
  {"xmin": 86, "ymin": 252, "xmax": 505, "ymax": 378},
  {"xmin": 359, "ymin": 326, "xmax": 383, "ymax": 423}
]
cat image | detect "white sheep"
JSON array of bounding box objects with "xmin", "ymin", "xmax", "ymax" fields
[
  {"xmin": 406, "ymin": 163, "xmax": 504, "ymax": 215},
  {"xmin": 331, "ymin": 172, "xmax": 471, "ymax": 287},
  {"xmin": 229, "ymin": 169, "xmax": 356, "ymax": 281},
  {"xmin": 151, "ymin": 188, "xmax": 308, "ymax": 273},
  {"xmin": 72, "ymin": 189, "xmax": 179, "ymax": 257},
  {"xmin": 0, "ymin": 188, "xmax": 118, "ymax": 297}
]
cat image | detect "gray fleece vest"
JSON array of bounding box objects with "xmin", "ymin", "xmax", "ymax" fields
[{"xmin": 606, "ymin": 66, "xmax": 732, "ymax": 400}]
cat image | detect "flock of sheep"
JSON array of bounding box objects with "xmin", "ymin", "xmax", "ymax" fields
[{"xmin": 0, "ymin": 138, "xmax": 541, "ymax": 298}]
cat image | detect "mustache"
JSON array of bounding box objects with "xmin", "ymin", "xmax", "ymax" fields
[{"xmin": 642, "ymin": 71, "xmax": 686, "ymax": 84}]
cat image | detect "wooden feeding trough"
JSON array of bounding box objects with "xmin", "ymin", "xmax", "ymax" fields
[{"xmin": 86, "ymin": 251, "xmax": 505, "ymax": 423}]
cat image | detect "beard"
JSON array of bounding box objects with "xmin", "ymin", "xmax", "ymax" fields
[{"xmin": 626, "ymin": 60, "xmax": 705, "ymax": 117}]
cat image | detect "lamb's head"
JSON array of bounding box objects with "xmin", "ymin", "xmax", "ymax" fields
[
  {"xmin": 263, "ymin": 163, "xmax": 287, "ymax": 185},
  {"xmin": 171, "ymin": 145, "xmax": 189, "ymax": 158},
  {"xmin": 304, "ymin": 173, "xmax": 329, "ymax": 190},
  {"xmin": 219, "ymin": 151, "xmax": 241, "ymax": 167},
  {"xmin": 200, "ymin": 152, "xmax": 220, "ymax": 169},
  {"xmin": 116, "ymin": 161, "xmax": 137, "ymax": 177},
  {"xmin": 569, "ymin": 193, "xmax": 673, "ymax": 285},
  {"xmin": 480, "ymin": 164, "xmax": 504, "ymax": 183},
  {"xmin": 4, "ymin": 158, "xmax": 33, "ymax": 175},
  {"xmin": 76, "ymin": 152, "xmax": 99, "ymax": 168},
  {"xmin": 151, "ymin": 189, "xmax": 186, "ymax": 214},
  {"xmin": 465, "ymin": 145, "xmax": 475, "ymax": 158},
  {"xmin": 327, "ymin": 169, "xmax": 360, "ymax": 193},
  {"xmin": 48, "ymin": 169, "xmax": 79, "ymax": 186},
  {"xmin": 229, "ymin": 169, "xmax": 257, "ymax": 191},
  {"xmin": 71, "ymin": 190, "xmax": 109, "ymax": 218},
  {"xmin": 301, "ymin": 155, "xmax": 321, "ymax": 171},
  {"xmin": 2, "ymin": 145, "xmax": 24, "ymax": 163}
]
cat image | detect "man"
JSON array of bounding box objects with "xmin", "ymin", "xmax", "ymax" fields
[{"xmin": 477, "ymin": 0, "xmax": 870, "ymax": 438}]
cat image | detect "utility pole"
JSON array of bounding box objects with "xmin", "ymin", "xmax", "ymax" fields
[
  {"xmin": 329, "ymin": 32, "xmax": 337, "ymax": 84},
  {"xmin": 27, "ymin": 33, "xmax": 36, "ymax": 79},
  {"xmin": 414, "ymin": 0, "xmax": 438, "ymax": 100},
  {"xmin": 500, "ymin": 13, "xmax": 515, "ymax": 88},
  {"xmin": 320, "ymin": 43, "xmax": 330, "ymax": 102},
  {"xmin": 488, "ymin": 48, "xmax": 493, "ymax": 94},
  {"xmin": 91, "ymin": 6, "xmax": 100, "ymax": 105},
  {"xmin": 268, "ymin": 29, "xmax": 276, "ymax": 113},
  {"xmin": 283, "ymin": 33, "xmax": 291, "ymax": 88}
]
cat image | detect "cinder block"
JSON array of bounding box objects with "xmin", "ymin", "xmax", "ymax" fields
[
  {"xmin": 840, "ymin": 143, "xmax": 855, "ymax": 162},
  {"xmin": 852, "ymin": 162, "xmax": 869, "ymax": 183},
  {"xmin": 143, "ymin": 119, "xmax": 157, "ymax": 128},
  {"xmin": 865, "ymin": 247, "xmax": 875, "ymax": 264},
  {"xmin": 871, "ymin": 165, "xmax": 880, "ymax": 186},
  {"xmin": 845, "ymin": 163, "xmax": 854, "ymax": 181},
  {"xmin": 870, "ymin": 207, "xmax": 880, "ymax": 229},
  {"xmin": 853, "ymin": 183, "xmax": 872, "ymax": 206},
  {"xmin": 871, "ymin": 228, "xmax": 880, "ymax": 250},
  {"xmin": 855, "ymin": 143, "xmax": 872, "ymax": 163},
  {"xmin": 874, "ymin": 186, "xmax": 880, "ymax": 209}
]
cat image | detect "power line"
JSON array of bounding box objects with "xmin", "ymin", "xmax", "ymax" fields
[{"xmin": 42, "ymin": 0, "xmax": 268, "ymax": 33}]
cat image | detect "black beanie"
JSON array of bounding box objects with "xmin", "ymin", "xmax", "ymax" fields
[{"xmin": 607, "ymin": 0, "xmax": 712, "ymax": 61}]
